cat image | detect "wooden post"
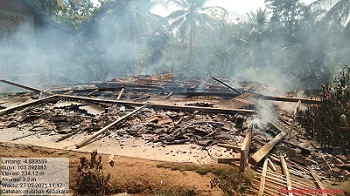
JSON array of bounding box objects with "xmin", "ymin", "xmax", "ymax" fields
[
  {"xmin": 75, "ymin": 105, "xmax": 146, "ymax": 149},
  {"xmin": 240, "ymin": 126, "xmax": 252, "ymax": 171}
]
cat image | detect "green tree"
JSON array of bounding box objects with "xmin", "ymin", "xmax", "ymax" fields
[
  {"xmin": 265, "ymin": 0, "xmax": 306, "ymax": 42},
  {"xmin": 145, "ymin": 27, "xmax": 172, "ymax": 64},
  {"xmin": 166, "ymin": 0, "xmax": 227, "ymax": 66},
  {"xmin": 310, "ymin": 0, "xmax": 350, "ymax": 27}
]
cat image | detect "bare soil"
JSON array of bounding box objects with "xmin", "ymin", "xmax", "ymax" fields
[{"xmin": 0, "ymin": 142, "xmax": 224, "ymax": 195}]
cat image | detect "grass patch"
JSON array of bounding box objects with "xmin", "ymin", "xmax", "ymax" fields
[
  {"xmin": 340, "ymin": 181, "xmax": 350, "ymax": 195},
  {"xmin": 157, "ymin": 162, "xmax": 254, "ymax": 195}
]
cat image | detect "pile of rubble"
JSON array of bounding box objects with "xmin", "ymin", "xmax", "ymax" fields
[{"xmin": 0, "ymin": 73, "xmax": 349, "ymax": 195}]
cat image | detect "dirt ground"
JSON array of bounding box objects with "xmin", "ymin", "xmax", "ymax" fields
[{"xmin": 0, "ymin": 142, "xmax": 226, "ymax": 195}]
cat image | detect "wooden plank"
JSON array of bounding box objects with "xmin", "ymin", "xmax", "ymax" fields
[
  {"xmin": 56, "ymin": 95, "xmax": 256, "ymax": 114},
  {"xmin": 258, "ymin": 158, "xmax": 269, "ymax": 196},
  {"xmin": 250, "ymin": 130, "xmax": 287, "ymax": 165},
  {"xmin": 280, "ymin": 154, "xmax": 293, "ymax": 196},
  {"xmin": 0, "ymin": 78, "xmax": 43, "ymax": 93},
  {"xmin": 217, "ymin": 157, "xmax": 240, "ymax": 163},
  {"xmin": 282, "ymin": 140, "xmax": 312, "ymax": 153},
  {"xmin": 256, "ymin": 95, "xmax": 322, "ymax": 105},
  {"xmin": 217, "ymin": 143, "xmax": 241, "ymax": 152},
  {"xmin": 240, "ymin": 127, "xmax": 252, "ymax": 171},
  {"xmin": 308, "ymin": 166, "xmax": 327, "ymax": 196},
  {"xmin": 75, "ymin": 105, "xmax": 146, "ymax": 149}
]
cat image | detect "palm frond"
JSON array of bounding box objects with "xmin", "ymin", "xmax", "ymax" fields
[
  {"xmin": 322, "ymin": 0, "xmax": 350, "ymax": 25},
  {"xmin": 309, "ymin": 0, "xmax": 341, "ymax": 11},
  {"xmin": 201, "ymin": 6, "xmax": 228, "ymax": 15},
  {"xmin": 166, "ymin": 9, "xmax": 187, "ymax": 20},
  {"xmin": 188, "ymin": 0, "xmax": 208, "ymax": 9},
  {"xmin": 169, "ymin": 15, "xmax": 188, "ymax": 30},
  {"xmin": 166, "ymin": 0, "xmax": 188, "ymax": 9}
]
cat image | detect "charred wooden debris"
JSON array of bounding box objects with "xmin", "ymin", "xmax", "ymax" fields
[{"xmin": 0, "ymin": 73, "xmax": 349, "ymax": 195}]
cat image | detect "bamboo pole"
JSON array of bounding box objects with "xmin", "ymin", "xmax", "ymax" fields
[
  {"xmin": 308, "ymin": 166, "xmax": 327, "ymax": 196},
  {"xmin": 116, "ymin": 87, "xmax": 124, "ymax": 100},
  {"xmin": 258, "ymin": 158, "xmax": 269, "ymax": 196},
  {"xmin": 0, "ymin": 95, "xmax": 57, "ymax": 116},
  {"xmin": 0, "ymin": 78, "xmax": 43, "ymax": 93},
  {"xmin": 212, "ymin": 77, "xmax": 242, "ymax": 94},
  {"xmin": 280, "ymin": 154, "xmax": 293, "ymax": 196}
]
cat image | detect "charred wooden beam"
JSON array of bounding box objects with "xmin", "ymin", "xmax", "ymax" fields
[
  {"xmin": 55, "ymin": 95, "xmax": 256, "ymax": 114},
  {"xmin": 0, "ymin": 78, "xmax": 43, "ymax": 93},
  {"xmin": 217, "ymin": 143, "xmax": 241, "ymax": 152},
  {"xmin": 0, "ymin": 95, "xmax": 57, "ymax": 116},
  {"xmin": 256, "ymin": 95, "xmax": 322, "ymax": 105},
  {"xmin": 212, "ymin": 77, "xmax": 242, "ymax": 94},
  {"xmin": 282, "ymin": 140, "xmax": 312, "ymax": 154},
  {"xmin": 75, "ymin": 105, "xmax": 146, "ymax": 149},
  {"xmin": 250, "ymin": 128, "xmax": 287, "ymax": 165},
  {"xmin": 217, "ymin": 157, "xmax": 240, "ymax": 163}
]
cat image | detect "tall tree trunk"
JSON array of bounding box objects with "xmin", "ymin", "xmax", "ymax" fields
[{"xmin": 188, "ymin": 21, "xmax": 194, "ymax": 66}]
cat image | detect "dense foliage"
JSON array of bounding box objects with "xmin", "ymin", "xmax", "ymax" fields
[{"xmin": 49, "ymin": 0, "xmax": 350, "ymax": 90}]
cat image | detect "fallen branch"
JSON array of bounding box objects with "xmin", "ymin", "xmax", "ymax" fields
[{"xmin": 75, "ymin": 105, "xmax": 146, "ymax": 149}]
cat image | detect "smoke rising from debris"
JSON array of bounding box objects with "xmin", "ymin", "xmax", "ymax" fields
[{"xmin": 1, "ymin": 0, "xmax": 350, "ymax": 95}]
